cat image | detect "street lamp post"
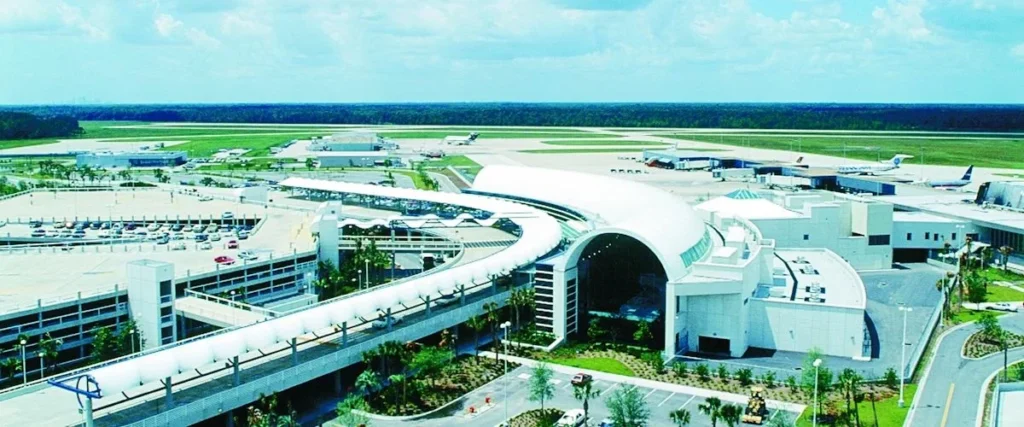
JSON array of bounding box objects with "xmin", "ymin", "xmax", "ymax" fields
[
  {"xmin": 357, "ymin": 269, "xmax": 363, "ymax": 290},
  {"xmin": 19, "ymin": 339, "xmax": 27, "ymax": 385},
  {"xmin": 500, "ymin": 321, "xmax": 512, "ymax": 425},
  {"xmin": 364, "ymin": 259, "xmax": 370, "ymax": 289},
  {"xmin": 130, "ymin": 328, "xmax": 136, "ymax": 354},
  {"xmin": 812, "ymin": 358, "xmax": 822, "ymax": 427},
  {"xmin": 898, "ymin": 305, "xmax": 913, "ymax": 407}
]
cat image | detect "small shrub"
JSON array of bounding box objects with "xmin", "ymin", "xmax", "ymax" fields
[
  {"xmin": 696, "ymin": 363, "xmax": 711, "ymax": 383},
  {"xmin": 672, "ymin": 361, "xmax": 689, "ymax": 378},
  {"xmin": 785, "ymin": 375, "xmax": 797, "ymax": 390},
  {"xmin": 716, "ymin": 364, "xmax": 729, "ymax": 380},
  {"xmin": 763, "ymin": 371, "xmax": 776, "ymax": 388},
  {"xmin": 884, "ymin": 367, "xmax": 899, "ymax": 389},
  {"xmin": 642, "ymin": 352, "xmax": 665, "ymax": 374},
  {"xmin": 736, "ymin": 368, "xmax": 753, "ymax": 386}
]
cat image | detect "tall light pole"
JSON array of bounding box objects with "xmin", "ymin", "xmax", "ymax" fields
[
  {"xmin": 364, "ymin": 259, "xmax": 370, "ymax": 289},
  {"xmin": 812, "ymin": 358, "xmax": 822, "ymax": 427},
  {"xmin": 500, "ymin": 321, "xmax": 512, "ymax": 425},
  {"xmin": 357, "ymin": 269, "xmax": 363, "ymax": 290},
  {"xmin": 898, "ymin": 305, "xmax": 913, "ymax": 407},
  {"xmin": 956, "ymin": 224, "xmax": 965, "ymax": 250},
  {"xmin": 19, "ymin": 339, "xmax": 27, "ymax": 385},
  {"xmin": 130, "ymin": 328, "xmax": 136, "ymax": 354}
]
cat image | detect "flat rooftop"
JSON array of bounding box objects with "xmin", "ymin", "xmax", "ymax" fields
[
  {"xmin": 0, "ymin": 189, "xmax": 316, "ymax": 314},
  {"xmin": 892, "ymin": 211, "xmax": 964, "ymax": 223},
  {"xmin": 879, "ymin": 194, "xmax": 1024, "ymax": 232},
  {"xmin": 772, "ymin": 249, "xmax": 866, "ymax": 310}
]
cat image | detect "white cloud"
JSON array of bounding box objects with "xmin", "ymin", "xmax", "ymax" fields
[
  {"xmin": 0, "ymin": 0, "xmax": 108, "ymax": 39},
  {"xmin": 154, "ymin": 13, "xmax": 220, "ymax": 49},
  {"xmin": 1013, "ymin": 43, "xmax": 1024, "ymax": 60},
  {"xmin": 873, "ymin": 0, "xmax": 933, "ymax": 41},
  {"xmin": 220, "ymin": 11, "xmax": 272, "ymax": 38}
]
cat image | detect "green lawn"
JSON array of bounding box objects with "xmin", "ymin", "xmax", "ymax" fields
[
  {"xmin": 155, "ymin": 133, "xmax": 324, "ymax": 157},
  {"xmin": 0, "ymin": 121, "xmax": 333, "ymax": 150},
  {"xmin": 796, "ymin": 385, "xmax": 916, "ymax": 427},
  {"xmin": 978, "ymin": 267, "xmax": 1024, "ymax": 284},
  {"xmin": 394, "ymin": 126, "xmax": 586, "ymax": 132},
  {"xmin": 377, "ymin": 131, "xmax": 616, "ymax": 139},
  {"xmin": 660, "ymin": 133, "xmax": 1024, "ymax": 169},
  {"xmin": 949, "ymin": 309, "xmax": 1006, "ymax": 325},
  {"xmin": 547, "ymin": 357, "xmax": 635, "ymax": 377},
  {"xmin": 541, "ymin": 139, "xmax": 669, "ymax": 146},
  {"xmin": 984, "ymin": 285, "xmax": 1024, "ymax": 302}
]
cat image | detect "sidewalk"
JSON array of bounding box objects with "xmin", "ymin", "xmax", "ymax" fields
[{"xmin": 480, "ymin": 351, "xmax": 807, "ymax": 414}]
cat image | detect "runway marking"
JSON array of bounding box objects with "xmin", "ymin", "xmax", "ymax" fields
[
  {"xmin": 940, "ymin": 383, "xmax": 955, "ymax": 427},
  {"xmin": 644, "ymin": 388, "xmax": 658, "ymax": 400},
  {"xmin": 658, "ymin": 392, "xmax": 675, "ymax": 407},
  {"xmin": 679, "ymin": 395, "xmax": 696, "ymax": 410}
]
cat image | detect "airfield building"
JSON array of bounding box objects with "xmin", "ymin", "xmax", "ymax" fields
[{"xmin": 76, "ymin": 151, "xmax": 187, "ymax": 168}]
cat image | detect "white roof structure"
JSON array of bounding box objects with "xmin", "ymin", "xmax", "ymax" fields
[
  {"xmin": 696, "ymin": 194, "xmax": 802, "ymax": 220},
  {"xmin": 71, "ymin": 178, "xmax": 563, "ymax": 399},
  {"xmin": 775, "ymin": 249, "xmax": 867, "ymax": 310},
  {"xmin": 473, "ymin": 165, "xmax": 709, "ymax": 280}
]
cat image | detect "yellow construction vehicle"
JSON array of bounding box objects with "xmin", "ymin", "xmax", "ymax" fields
[{"xmin": 742, "ymin": 386, "xmax": 769, "ymax": 425}]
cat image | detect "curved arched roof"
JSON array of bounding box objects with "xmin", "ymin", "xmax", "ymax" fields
[{"xmin": 473, "ymin": 165, "xmax": 710, "ymax": 280}]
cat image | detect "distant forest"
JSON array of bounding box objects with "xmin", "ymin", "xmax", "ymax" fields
[
  {"xmin": 3, "ymin": 104, "xmax": 1024, "ymax": 132},
  {"xmin": 0, "ymin": 112, "xmax": 82, "ymax": 140}
]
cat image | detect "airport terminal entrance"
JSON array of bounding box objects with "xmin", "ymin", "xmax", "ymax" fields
[
  {"xmin": 698, "ymin": 336, "xmax": 731, "ymax": 355},
  {"xmin": 572, "ymin": 233, "xmax": 668, "ymax": 350}
]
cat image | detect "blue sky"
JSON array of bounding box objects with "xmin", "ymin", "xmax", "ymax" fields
[{"xmin": 1, "ymin": 0, "xmax": 1022, "ymax": 104}]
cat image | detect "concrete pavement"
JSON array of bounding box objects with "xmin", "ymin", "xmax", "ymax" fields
[{"xmin": 908, "ymin": 312, "xmax": 1024, "ymax": 427}]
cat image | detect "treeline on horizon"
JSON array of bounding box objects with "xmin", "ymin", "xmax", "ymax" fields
[
  {"xmin": 0, "ymin": 112, "xmax": 82, "ymax": 140},
  {"xmin": 4, "ymin": 103, "xmax": 1024, "ymax": 132}
]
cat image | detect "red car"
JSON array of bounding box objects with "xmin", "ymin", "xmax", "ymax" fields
[
  {"xmin": 227, "ymin": 240, "xmax": 239, "ymax": 249},
  {"xmin": 214, "ymin": 255, "xmax": 236, "ymax": 265}
]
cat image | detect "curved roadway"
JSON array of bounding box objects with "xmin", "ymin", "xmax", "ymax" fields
[{"xmin": 909, "ymin": 312, "xmax": 1024, "ymax": 427}]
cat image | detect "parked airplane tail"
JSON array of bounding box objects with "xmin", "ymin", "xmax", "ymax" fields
[
  {"xmin": 961, "ymin": 165, "xmax": 974, "ymax": 181},
  {"xmin": 794, "ymin": 156, "xmax": 804, "ymax": 164},
  {"xmin": 888, "ymin": 154, "xmax": 914, "ymax": 166},
  {"xmin": 468, "ymin": 132, "xmax": 480, "ymax": 141}
]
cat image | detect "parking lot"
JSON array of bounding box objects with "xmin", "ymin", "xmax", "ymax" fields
[{"xmin": 368, "ymin": 365, "xmax": 800, "ymax": 427}]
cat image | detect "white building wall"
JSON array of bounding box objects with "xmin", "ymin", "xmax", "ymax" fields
[
  {"xmin": 747, "ymin": 299, "xmax": 864, "ymax": 359},
  {"xmin": 892, "ymin": 220, "xmax": 971, "ymax": 249},
  {"xmin": 126, "ymin": 260, "xmax": 175, "ymax": 350}
]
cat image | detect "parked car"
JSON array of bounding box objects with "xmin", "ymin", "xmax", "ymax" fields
[
  {"xmin": 98, "ymin": 231, "xmax": 111, "ymax": 239},
  {"xmin": 172, "ymin": 232, "xmax": 185, "ymax": 240},
  {"xmin": 199, "ymin": 241, "xmax": 213, "ymax": 250},
  {"xmin": 181, "ymin": 225, "xmax": 193, "ymax": 233},
  {"xmin": 147, "ymin": 223, "xmax": 161, "ymax": 232},
  {"xmin": 209, "ymin": 233, "xmax": 221, "ymax": 242},
  {"xmin": 29, "ymin": 220, "xmax": 43, "ymax": 228},
  {"xmin": 124, "ymin": 222, "xmax": 137, "ymax": 231},
  {"xmin": 205, "ymin": 224, "xmax": 219, "ymax": 233},
  {"xmin": 146, "ymin": 233, "xmax": 162, "ymax": 241},
  {"xmin": 227, "ymin": 240, "xmax": 239, "ymax": 249},
  {"xmin": 171, "ymin": 242, "xmax": 187, "ymax": 251},
  {"xmin": 238, "ymin": 250, "xmax": 258, "ymax": 261},
  {"xmin": 31, "ymin": 229, "xmax": 46, "ymax": 237},
  {"xmin": 372, "ymin": 314, "xmax": 404, "ymax": 329},
  {"xmin": 219, "ymin": 225, "xmax": 232, "ymax": 233},
  {"xmin": 992, "ymin": 303, "xmax": 1019, "ymax": 312},
  {"xmin": 556, "ymin": 409, "xmax": 586, "ymax": 426},
  {"xmin": 53, "ymin": 222, "xmax": 65, "ymax": 229},
  {"xmin": 170, "ymin": 224, "xmax": 184, "ymax": 232},
  {"xmin": 597, "ymin": 419, "xmax": 615, "ymax": 427},
  {"xmin": 194, "ymin": 233, "xmax": 208, "ymax": 242},
  {"xmin": 100, "ymin": 222, "xmax": 111, "ymax": 230},
  {"xmin": 89, "ymin": 221, "xmax": 102, "ymax": 230},
  {"xmin": 46, "ymin": 230, "xmax": 59, "ymax": 238},
  {"xmin": 570, "ymin": 373, "xmax": 593, "ymax": 386},
  {"xmin": 199, "ymin": 195, "xmax": 213, "ymax": 202},
  {"xmin": 222, "ymin": 211, "xmax": 235, "ymax": 219},
  {"xmin": 157, "ymin": 235, "xmax": 170, "ymax": 245},
  {"xmin": 72, "ymin": 230, "xmax": 86, "ymax": 239},
  {"xmin": 214, "ymin": 255, "xmax": 236, "ymax": 265},
  {"xmin": 435, "ymin": 292, "xmax": 459, "ymax": 306},
  {"xmin": 237, "ymin": 230, "xmax": 250, "ymax": 240}
]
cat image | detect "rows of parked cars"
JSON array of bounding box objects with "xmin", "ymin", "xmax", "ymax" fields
[{"xmin": 27, "ymin": 219, "xmax": 254, "ymax": 244}]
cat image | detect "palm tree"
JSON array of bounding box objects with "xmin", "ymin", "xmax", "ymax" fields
[
  {"xmin": 355, "ymin": 369, "xmax": 380, "ymax": 395},
  {"xmin": 838, "ymin": 368, "xmax": 863, "ymax": 427},
  {"xmin": 1000, "ymin": 246, "xmax": 1014, "ymax": 271},
  {"xmin": 361, "ymin": 348, "xmax": 380, "ymax": 374},
  {"xmin": 982, "ymin": 246, "xmax": 994, "ymax": 268},
  {"xmin": 670, "ymin": 408, "xmax": 692, "ymax": 426},
  {"xmin": 698, "ymin": 397, "xmax": 724, "ymax": 427},
  {"xmin": 466, "ymin": 315, "xmax": 487, "ymax": 357},
  {"xmin": 38, "ymin": 333, "xmax": 63, "ymax": 375},
  {"xmin": 483, "ymin": 301, "xmax": 500, "ymax": 361},
  {"xmin": 388, "ymin": 374, "xmax": 405, "ymax": 407},
  {"xmin": 936, "ymin": 272, "xmax": 954, "ymax": 319},
  {"xmin": 0, "ymin": 358, "xmax": 22, "ymax": 382},
  {"xmin": 720, "ymin": 404, "xmax": 743, "ymax": 427},
  {"xmin": 572, "ymin": 376, "xmax": 601, "ymax": 424}
]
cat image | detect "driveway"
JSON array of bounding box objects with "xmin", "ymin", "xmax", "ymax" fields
[{"xmin": 908, "ymin": 312, "xmax": 1024, "ymax": 427}]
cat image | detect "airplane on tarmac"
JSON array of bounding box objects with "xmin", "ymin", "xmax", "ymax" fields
[
  {"xmin": 835, "ymin": 154, "xmax": 914, "ymax": 175},
  {"xmin": 422, "ymin": 150, "xmax": 445, "ymax": 159},
  {"xmin": 443, "ymin": 132, "xmax": 480, "ymax": 145},
  {"xmin": 924, "ymin": 165, "xmax": 973, "ymax": 189}
]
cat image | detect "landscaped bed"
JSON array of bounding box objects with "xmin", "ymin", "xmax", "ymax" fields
[
  {"xmin": 964, "ymin": 330, "xmax": 1024, "ymax": 358},
  {"xmin": 508, "ymin": 408, "xmax": 564, "ymax": 427},
  {"xmin": 363, "ymin": 354, "xmax": 519, "ymax": 416}
]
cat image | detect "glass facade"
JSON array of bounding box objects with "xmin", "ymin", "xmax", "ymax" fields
[{"xmin": 679, "ymin": 229, "xmax": 713, "ymax": 268}]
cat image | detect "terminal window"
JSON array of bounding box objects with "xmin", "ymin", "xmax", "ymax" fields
[
  {"xmin": 868, "ymin": 235, "xmax": 890, "ymax": 246},
  {"xmin": 906, "ymin": 233, "xmax": 912, "ymax": 241},
  {"xmin": 952, "ymin": 233, "xmax": 957, "ymax": 241},
  {"xmin": 803, "ymin": 234, "xmax": 809, "ymax": 241},
  {"xmin": 925, "ymin": 232, "xmax": 930, "ymax": 239}
]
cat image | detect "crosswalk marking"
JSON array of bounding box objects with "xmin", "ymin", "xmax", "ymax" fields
[{"xmin": 658, "ymin": 392, "xmax": 675, "ymax": 407}]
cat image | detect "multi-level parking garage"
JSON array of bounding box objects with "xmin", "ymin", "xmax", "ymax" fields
[{"xmin": 0, "ymin": 166, "xmax": 871, "ymax": 426}]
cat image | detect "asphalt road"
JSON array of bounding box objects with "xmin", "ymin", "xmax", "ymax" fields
[{"xmin": 908, "ymin": 312, "xmax": 1024, "ymax": 427}]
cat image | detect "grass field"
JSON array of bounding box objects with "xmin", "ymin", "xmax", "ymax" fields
[
  {"xmin": 547, "ymin": 357, "xmax": 636, "ymax": 377},
  {"xmin": 984, "ymin": 285, "xmax": 1024, "ymax": 302},
  {"xmin": 0, "ymin": 121, "xmax": 332, "ymax": 150},
  {"xmin": 377, "ymin": 131, "xmax": 616, "ymax": 139},
  {"xmin": 660, "ymin": 133, "xmax": 1024, "ymax": 169},
  {"xmin": 394, "ymin": 126, "xmax": 585, "ymax": 132},
  {"xmin": 156, "ymin": 133, "xmax": 325, "ymax": 157},
  {"xmin": 416, "ymin": 155, "xmax": 483, "ymax": 175},
  {"xmin": 796, "ymin": 385, "xmax": 916, "ymax": 427},
  {"xmin": 949, "ymin": 309, "xmax": 1006, "ymax": 325},
  {"xmin": 979, "ymin": 268, "xmax": 1024, "ymax": 284},
  {"xmin": 540, "ymin": 139, "xmax": 669, "ymax": 146}
]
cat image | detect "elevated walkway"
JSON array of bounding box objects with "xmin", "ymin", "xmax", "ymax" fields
[{"xmin": 173, "ymin": 290, "xmax": 277, "ymax": 328}]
